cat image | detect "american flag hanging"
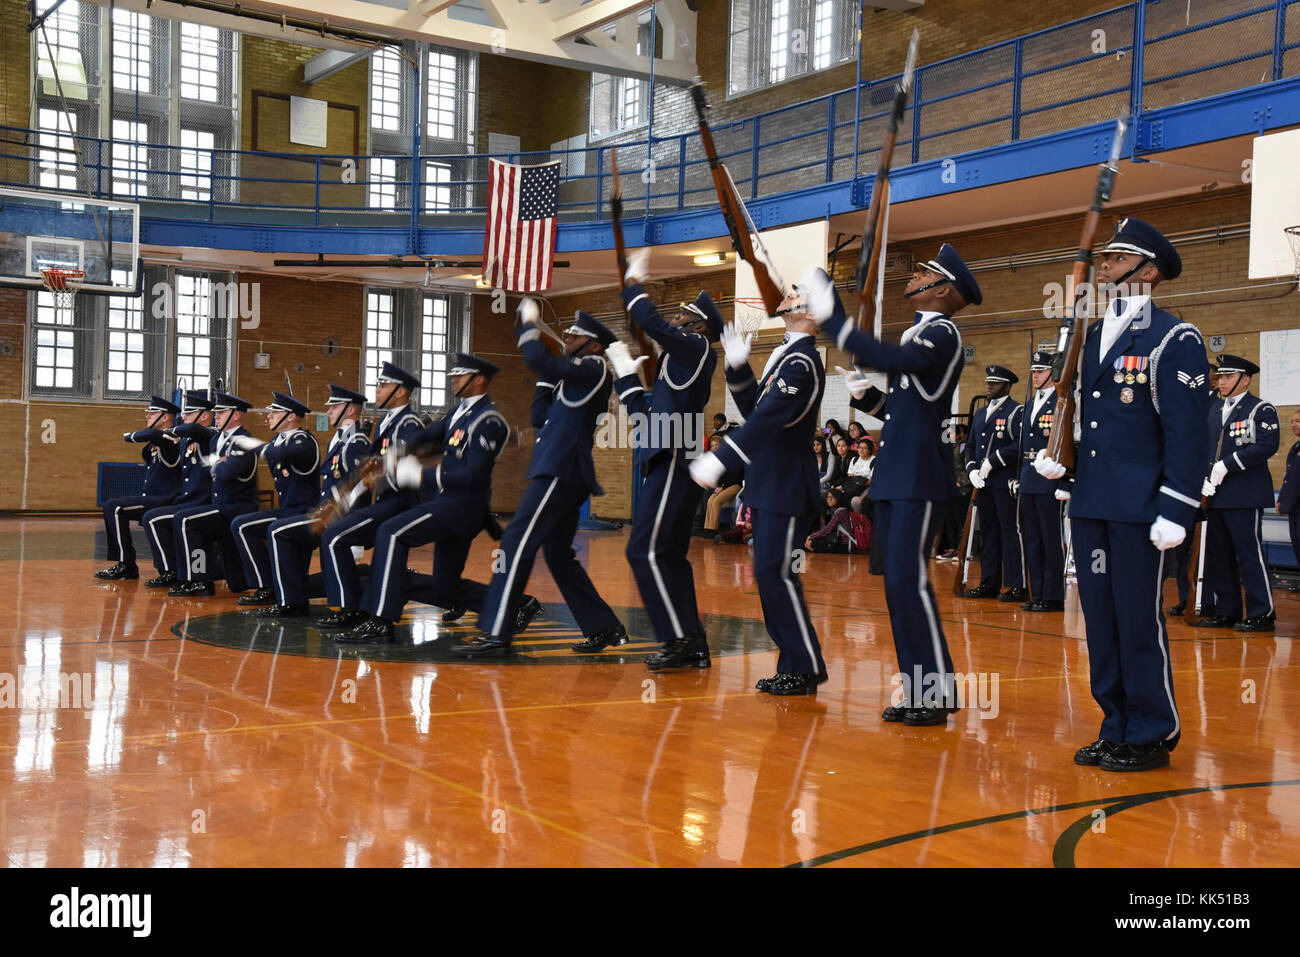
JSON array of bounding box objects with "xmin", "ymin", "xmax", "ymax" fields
[{"xmin": 483, "ymin": 158, "xmax": 560, "ymax": 292}]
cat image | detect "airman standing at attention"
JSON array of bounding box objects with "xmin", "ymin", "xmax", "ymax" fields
[
  {"xmin": 1017, "ymin": 351, "xmax": 1068, "ymax": 612},
  {"xmin": 963, "ymin": 365, "xmax": 1027, "ymax": 604}
]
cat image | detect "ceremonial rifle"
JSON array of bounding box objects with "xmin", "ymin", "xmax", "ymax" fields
[
  {"xmin": 856, "ymin": 29, "xmax": 919, "ymax": 331},
  {"xmin": 607, "ymin": 151, "xmax": 654, "ymax": 389},
  {"xmin": 1185, "ymin": 422, "xmax": 1226, "ymax": 625}
]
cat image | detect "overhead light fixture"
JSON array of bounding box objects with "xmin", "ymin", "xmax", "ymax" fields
[
  {"xmin": 693, "ymin": 252, "xmax": 727, "ymax": 267},
  {"xmin": 474, "ymin": 275, "xmax": 492, "ymax": 289},
  {"xmin": 144, "ymin": 252, "xmax": 184, "ymax": 263}
]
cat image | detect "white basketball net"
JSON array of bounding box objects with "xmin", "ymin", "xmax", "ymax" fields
[
  {"xmin": 1286, "ymin": 226, "xmax": 1300, "ymax": 286},
  {"xmin": 732, "ymin": 298, "xmax": 769, "ymax": 336},
  {"xmin": 40, "ymin": 267, "xmax": 85, "ymax": 310}
]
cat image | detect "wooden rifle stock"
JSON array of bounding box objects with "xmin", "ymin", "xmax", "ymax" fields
[{"xmin": 608, "ymin": 152, "xmax": 654, "ymax": 389}]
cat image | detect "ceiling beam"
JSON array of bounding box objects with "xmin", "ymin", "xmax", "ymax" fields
[{"xmin": 551, "ymin": 0, "xmax": 656, "ymax": 43}]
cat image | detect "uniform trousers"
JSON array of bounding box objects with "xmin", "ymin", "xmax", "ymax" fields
[
  {"xmin": 232, "ymin": 507, "xmax": 306, "ymax": 591},
  {"xmin": 626, "ymin": 455, "xmax": 703, "ymax": 643},
  {"xmin": 1018, "ymin": 493, "xmax": 1065, "ymax": 602},
  {"xmin": 977, "ymin": 484, "xmax": 1024, "ymax": 589},
  {"xmin": 101, "ymin": 494, "xmax": 173, "ymax": 565},
  {"xmin": 1204, "ymin": 507, "xmax": 1274, "ymax": 620},
  {"xmin": 319, "ymin": 494, "xmax": 414, "ymax": 609},
  {"xmin": 173, "ymin": 502, "xmax": 258, "ymax": 588},
  {"xmin": 750, "ymin": 508, "xmax": 825, "ymax": 678}
]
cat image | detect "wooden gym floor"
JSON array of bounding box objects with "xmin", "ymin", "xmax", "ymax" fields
[{"xmin": 0, "ymin": 516, "xmax": 1296, "ymax": 867}]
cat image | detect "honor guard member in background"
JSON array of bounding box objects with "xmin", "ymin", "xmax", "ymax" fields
[
  {"xmin": 95, "ymin": 395, "xmax": 183, "ymax": 580},
  {"xmin": 1197, "ymin": 354, "xmax": 1280, "ymax": 631},
  {"xmin": 963, "ymin": 365, "xmax": 1028, "ymax": 603},
  {"xmin": 609, "ymin": 249, "xmax": 723, "ymax": 669},
  {"xmin": 451, "ymin": 304, "xmax": 628, "ymax": 657},
  {"xmin": 689, "ymin": 269, "xmax": 828, "ymax": 695},
  {"xmin": 338, "ymin": 354, "xmax": 541, "ymax": 644},
  {"xmin": 140, "ymin": 391, "xmax": 215, "ymax": 588},
  {"xmin": 1017, "ymin": 351, "xmax": 1068, "ymax": 611},
  {"xmin": 815, "ymin": 245, "xmax": 977, "ymax": 724},
  {"xmin": 1278, "ymin": 409, "xmax": 1300, "ymax": 592},
  {"xmin": 317, "ymin": 363, "xmax": 426, "ymax": 628},
  {"xmin": 168, "ymin": 392, "xmax": 261, "ymax": 597},
  {"xmin": 259, "ymin": 384, "xmax": 371, "ymax": 617},
  {"xmin": 228, "ymin": 391, "xmax": 321, "ymax": 605},
  {"xmin": 1037, "ymin": 216, "xmax": 1211, "ymax": 772}
]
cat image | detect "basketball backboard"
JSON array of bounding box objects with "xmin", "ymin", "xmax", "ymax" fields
[
  {"xmin": 1248, "ymin": 128, "xmax": 1300, "ymax": 281},
  {"xmin": 733, "ymin": 219, "xmax": 829, "ymax": 330},
  {"xmin": 0, "ymin": 187, "xmax": 141, "ymax": 295}
]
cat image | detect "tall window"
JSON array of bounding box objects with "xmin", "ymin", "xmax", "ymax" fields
[
  {"xmin": 728, "ymin": 0, "xmax": 856, "ymax": 96},
  {"xmin": 112, "ymin": 10, "xmax": 153, "ymax": 94},
  {"xmin": 370, "ymin": 46, "xmax": 405, "ymax": 133},
  {"xmin": 32, "ymin": 291, "xmax": 77, "ymax": 390},
  {"xmin": 105, "ymin": 271, "xmax": 145, "ymax": 394},
  {"xmin": 419, "ymin": 296, "xmax": 449, "ymax": 408},
  {"xmin": 361, "ymin": 289, "xmax": 464, "ymax": 412},
  {"xmin": 423, "ymin": 162, "xmax": 451, "ymax": 212},
  {"xmin": 426, "ymin": 49, "xmax": 460, "ymax": 141},
  {"xmin": 367, "ymin": 157, "xmax": 399, "ymax": 210},
  {"xmin": 111, "ymin": 118, "xmax": 149, "ymax": 197},
  {"xmin": 363, "ymin": 290, "xmax": 396, "ymax": 398},
  {"xmin": 179, "ymin": 23, "xmax": 222, "ymax": 102},
  {"xmin": 37, "ymin": 107, "xmax": 79, "ymax": 191},
  {"xmin": 179, "ymin": 128, "xmax": 214, "ymax": 201},
  {"xmin": 589, "ymin": 16, "xmax": 653, "ymax": 140}
]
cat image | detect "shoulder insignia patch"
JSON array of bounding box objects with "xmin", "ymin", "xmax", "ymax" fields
[
  {"xmin": 776, "ymin": 377, "xmax": 799, "ymax": 396},
  {"xmin": 1176, "ymin": 371, "xmax": 1206, "ymax": 389}
]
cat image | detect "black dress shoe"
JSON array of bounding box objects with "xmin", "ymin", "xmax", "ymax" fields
[
  {"xmin": 168, "ymin": 580, "xmax": 214, "ymax": 597},
  {"xmin": 882, "ymin": 704, "xmax": 907, "ymax": 723},
  {"xmin": 449, "ymin": 634, "xmax": 512, "ymax": 658},
  {"xmin": 513, "ymin": 595, "xmax": 543, "ymax": 633},
  {"xmin": 645, "ymin": 633, "xmax": 711, "ymax": 670},
  {"xmin": 95, "ymin": 562, "xmax": 139, "ymax": 581},
  {"xmin": 1031, "ymin": 599, "xmax": 1065, "ymax": 612},
  {"xmin": 1073, "ymin": 738, "xmax": 1117, "ymax": 766},
  {"xmin": 1020, "ymin": 600, "xmax": 1035, "ymax": 610},
  {"xmin": 440, "ymin": 605, "xmax": 467, "ymax": 623},
  {"xmin": 237, "ymin": 588, "xmax": 275, "ymax": 606},
  {"xmin": 1166, "ymin": 602, "xmax": 1186, "ymax": 617},
  {"xmin": 570, "ymin": 623, "xmax": 629, "ymax": 652},
  {"xmin": 1195, "ymin": 615, "xmax": 1239, "ymax": 628},
  {"xmin": 144, "ymin": 571, "xmax": 177, "ymax": 588},
  {"xmin": 765, "ymin": 673, "xmax": 823, "ymax": 696},
  {"xmin": 317, "ymin": 608, "xmax": 367, "ymax": 629},
  {"xmin": 1233, "ymin": 614, "xmax": 1276, "ymax": 632},
  {"xmin": 963, "ymin": 583, "xmax": 999, "ymax": 599},
  {"xmin": 903, "ymin": 706, "xmax": 956, "ymax": 726},
  {"xmin": 257, "ymin": 603, "xmax": 309, "ymax": 618},
  {"xmin": 1288, "ymin": 581, "xmax": 1300, "ymax": 594},
  {"xmin": 999, "ymin": 587, "xmax": 1029, "ymax": 603},
  {"xmin": 335, "ymin": 616, "xmax": 396, "ymax": 644},
  {"xmin": 1099, "ymin": 741, "xmax": 1170, "ymax": 772}
]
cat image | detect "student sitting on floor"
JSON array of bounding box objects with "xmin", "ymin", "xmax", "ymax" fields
[{"xmin": 805, "ymin": 488, "xmax": 872, "ymax": 554}]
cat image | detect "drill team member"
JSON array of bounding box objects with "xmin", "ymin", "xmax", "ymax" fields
[
  {"xmin": 140, "ymin": 391, "xmax": 216, "ymax": 588},
  {"xmin": 1017, "ymin": 351, "xmax": 1068, "ymax": 611},
  {"xmin": 963, "ymin": 365, "xmax": 1027, "ymax": 603}
]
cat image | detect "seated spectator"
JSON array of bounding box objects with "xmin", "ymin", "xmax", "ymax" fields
[
  {"xmin": 719, "ymin": 502, "xmax": 754, "ymax": 545},
  {"xmin": 805, "ymin": 489, "xmax": 871, "ymax": 554},
  {"xmin": 699, "ymin": 436, "xmax": 743, "ymax": 534},
  {"xmin": 843, "ymin": 436, "xmax": 875, "ymax": 512},
  {"xmin": 814, "ymin": 435, "xmax": 837, "ymax": 492},
  {"xmin": 823, "ymin": 417, "xmax": 847, "ymax": 447},
  {"xmin": 711, "ymin": 413, "xmax": 736, "ymax": 437},
  {"xmin": 847, "ymin": 421, "xmax": 866, "ymax": 444},
  {"xmin": 826, "ymin": 435, "xmax": 857, "ymax": 488}
]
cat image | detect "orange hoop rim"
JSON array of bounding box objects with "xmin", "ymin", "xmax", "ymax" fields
[{"xmin": 39, "ymin": 266, "xmax": 86, "ymax": 292}]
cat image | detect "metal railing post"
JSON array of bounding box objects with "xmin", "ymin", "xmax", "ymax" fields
[
  {"xmin": 1011, "ymin": 37, "xmax": 1023, "ymax": 141},
  {"xmin": 751, "ymin": 116, "xmax": 760, "ymax": 200},
  {"xmin": 1273, "ymin": 0, "xmax": 1287, "ymax": 81},
  {"xmin": 314, "ymin": 156, "xmax": 321, "ymax": 227},
  {"xmin": 826, "ymin": 95, "xmax": 837, "ymax": 181},
  {"xmin": 677, "ymin": 135, "xmax": 686, "ymax": 209},
  {"xmin": 852, "ymin": 0, "xmax": 863, "ymax": 178},
  {"xmin": 1130, "ymin": 0, "xmax": 1146, "ymax": 115},
  {"xmin": 911, "ymin": 68, "xmax": 923, "ymax": 163}
]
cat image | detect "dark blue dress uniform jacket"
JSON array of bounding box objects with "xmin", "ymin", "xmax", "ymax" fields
[
  {"xmin": 263, "ymin": 429, "xmax": 321, "ymax": 512},
  {"xmin": 125, "ymin": 429, "xmax": 183, "ymax": 498},
  {"xmin": 519, "ymin": 339, "xmax": 611, "ymax": 494},
  {"xmin": 614, "ymin": 283, "xmax": 716, "ymax": 470},
  {"xmin": 173, "ymin": 430, "xmax": 215, "ymax": 505},
  {"xmin": 1070, "ymin": 307, "xmax": 1211, "ymax": 529},
  {"xmin": 1206, "ymin": 393, "xmax": 1280, "ymax": 510},
  {"xmin": 711, "ymin": 335, "xmax": 825, "ymax": 518},
  {"xmin": 175, "ymin": 424, "xmax": 260, "ymax": 508},
  {"xmin": 1280, "ymin": 439, "xmax": 1300, "ymax": 515},
  {"xmin": 366, "ymin": 406, "xmax": 426, "ymax": 503},
  {"xmin": 1018, "ymin": 391, "xmax": 1063, "ymax": 495},
  {"xmin": 411, "ymin": 397, "xmax": 509, "ymax": 508},
  {"xmin": 826, "ymin": 309, "xmax": 964, "ymax": 503},
  {"xmin": 319, "ymin": 425, "xmax": 372, "ymax": 500},
  {"xmin": 965, "ymin": 397, "xmax": 1022, "ymax": 490}
]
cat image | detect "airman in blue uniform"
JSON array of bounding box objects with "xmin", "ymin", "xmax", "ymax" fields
[
  {"xmin": 1279, "ymin": 409, "xmax": 1300, "ymax": 591},
  {"xmin": 1017, "ymin": 351, "xmax": 1068, "ymax": 611},
  {"xmin": 816, "ymin": 246, "xmax": 977, "ymax": 722},
  {"xmin": 140, "ymin": 391, "xmax": 215, "ymax": 589},
  {"xmin": 689, "ymin": 269, "xmax": 828, "ymax": 695},
  {"xmin": 95, "ymin": 395, "xmax": 183, "ymax": 580},
  {"xmin": 1036, "ymin": 216, "xmax": 1211, "ymax": 771},
  {"xmin": 1197, "ymin": 354, "xmax": 1280, "ymax": 632},
  {"xmin": 227, "ymin": 391, "xmax": 321, "ymax": 605},
  {"xmin": 963, "ymin": 365, "xmax": 1027, "ymax": 602},
  {"xmin": 450, "ymin": 305, "xmax": 627, "ymax": 657}
]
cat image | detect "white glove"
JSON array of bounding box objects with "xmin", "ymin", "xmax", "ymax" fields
[
  {"xmin": 969, "ymin": 470, "xmax": 987, "ymax": 490},
  {"xmin": 624, "ymin": 247, "xmax": 649, "ymax": 285},
  {"xmin": 1149, "ymin": 516, "xmax": 1186, "ymax": 551},
  {"xmin": 689, "ymin": 451, "xmax": 726, "ymax": 489},
  {"xmin": 720, "ymin": 323, "xmax": 753, "ymax": 371},
  {"xmin": 835, "ymin": 366, "xmax": 870, "ymax": 400},
  {"xmin": 1054, "ymin": 488, "xmax": 1071, "ymax": 502},
  {"xmin": 606, "ymin": 340, "xmax": 648, "ymax": 381},
  {"xmin": 1009, "ymin": 479, "xmax": 1019, "ymax": 496},
  {"xmin": 800, "ymin": 265, "xmax": 835, "ymax": 324},
  {"xmin": 1201, "ymin": 478, "xmax": 1218, "ymax": 498},
  {"xmin": 979, "ymin": 460, "xmax": 993, "ymax": 480},
  {"xmin": 231, "ymin": 434, "xmax": 266, "ymax": 454},
  {"xmin": 1209, "ymin": 459, "xmax": 1228, "ymax": 486},
  {"xmin": 394, "ymin": 455, "xmax": 424, "ymax": 489},
  {"xmin": 1034, "ymin": 448, "xmax": 1067, "ymax": 480},
  {"xmin": 516, "ymin": 297, "xmax": 540, "ymax": 327}
]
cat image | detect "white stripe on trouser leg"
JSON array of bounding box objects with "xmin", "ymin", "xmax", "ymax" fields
[
  {"xmin": 180, "ymin": 509, "xmax": 219, "ymax": 579},
  {"xmin": 113, "ymin": 506, "xmax": 124, "ymax": 560},
  {"xmin": 148, "ymin": 513, "xmax": 171, "ymax": 571},
  {"xmin": 1153, "ymin": 548, "xmax": 1180, "ymax": 742},
  {"xmin": 236, "ymin": 515, "xmax": 278, "ymax": 588},
  {"xmin": 376, "ymin": 513, "xmax": 433, "ymax": 618},
  {"xmin": 491, "ymin": 478, "xmax": 559, "ymax": 636},
  {"xmin": 329, "ymin": 518, "xmax": 373, "ymax": 606},
  {"xmin": 1013, "ymin": 492, "xmax": 1027, "ymax": 589},
  {"xmin": 1250, "ymin": 510, "xmax": 1274, "ymax": 616},
  {"xmin": 780, "ymin": 515, "xmax": 818, "ymax": 673},
  {"xmin": 271, "ymin": 517, "xmax": 315, "ymax": 604},
  {"xmin": 646, "ymin": 457, "xmax": 684, "ymax": 638},
  {"xmin": 916, "ymin": 502, "xmax": 946, "ymax": 679}
]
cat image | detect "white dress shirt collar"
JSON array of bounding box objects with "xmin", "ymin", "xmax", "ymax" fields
[{"xmin": 761, "ymin": 330, "xmax": 812, "ymax": 380}]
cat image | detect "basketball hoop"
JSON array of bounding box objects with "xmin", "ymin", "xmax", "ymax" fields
[
  {"xmin": 1285, "ymin": 225, "xmax": 1300, "ymax": 287},
  {"xmin": 40, "ymin": 266, "xmax": 85, "ymax": 310}
]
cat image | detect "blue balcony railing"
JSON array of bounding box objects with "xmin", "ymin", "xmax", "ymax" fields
[{"xmin": 2, "ymin": 0, "xmax": 1297, "ymax": 231}]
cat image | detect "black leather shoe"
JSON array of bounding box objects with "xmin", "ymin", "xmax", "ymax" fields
[
  {"xmin": 903, "ymin": 706, "xmax": 956, "ymax": 726},
  {"xmin": 1099, "ymin": 741, "xmax": 1170, "ymax": 772},
  {"xmin": 766, "ymin": 673, "xmax": 823, "ymax": 696},
  {"xmin": 513, "ymin": 595, "xmax": 543, "ymax": 634},
  {"xmin": 570, "ymin": 623, "xmax": 629, "ymax": 653},
  {"xmin": 882, "ymin": 704, "xmax": 907, "ymax": 723},
  {"xmin": 963, "ymin": 583, "xmax": 999, "ymax": 599},
  {"xmin": 1166, "ymin": 602, "xmax": 1186, "ymax": 617},
  {"xmin": 440, "ymin": 605, "xmax": 467, "ymax": 623},
  {"xmin": 257, "ymin": 603, "xmax": 309, "ymax": 618},
  {"xmin": 1030, "ymin": 599, "xmax": 1065, "ymax": 612},
  {"xmin": 1233, "ymin": 614, "xmax": 1276, "ymax": 632},
  {"xmin": 999, "ymin": 587, "xmax": 1029, "ymax": 603},
  {"xmin": 317, "ymin": 608, "xmax": 367, "ymax": 629},
  {"xmin": 449, "ymin": 634, "xmax": 512, "ymax": 658},
  {"xmin": 168, "ymin": 580, "xmax": 214, "ymax": 597},
  {"xmin": 1288, "ymin": 581, "xmax": 1300, "ymax": 594},
  {"xmin": 1195, "ymin": 615, "xmax": 1239, "ymax": 628},
  {"xmin": 1020, "ymin": 600, "xmax": 1035, "ymax": 610},
  {"xmin": 646, "ymin": 633, "xmax": 711, "ymax": 670},
  {"xmin": 95, "ymin": 562, "xmax": 139, "ymax": 581},
  {"xmin": 237, "ymin": 588, "xmax": 275, "ymax": 606},
  {"xmin": 144, "ymin": 571, "xmax": 177, "ymax": 588},
  {"xmin": 1073, "ymin": 738, "xmax": 1117, "ymax": 766},
  {"xmin": 335, "ymin": 616, "xmax": 396, "ymax": 644}
]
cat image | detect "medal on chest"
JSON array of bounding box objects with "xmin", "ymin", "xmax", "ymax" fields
[
  {"xmin": 1039, "ymin": 412, "xmax": 1053, "ymax": 434},
  {"xmin": 994, "ymin": 417, "xmax": 1006, "ymax": 436},
  {"xmin": 448, "ymin": 427, "xmax": 466, "ymax": 448},
  {"xmin": 330, "ymin": 454, "xmax": 341, "ymax": 479},
  {"xmin": 1120, "ymin": 387, "xmax": 1135, "ymax": 404}
]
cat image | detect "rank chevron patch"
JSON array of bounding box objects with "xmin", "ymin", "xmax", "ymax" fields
[{"xmin": 1177, "ymin": 371, "xmax": 1206, "ymax": 389}]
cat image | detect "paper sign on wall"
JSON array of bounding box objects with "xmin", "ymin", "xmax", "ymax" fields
[{"xmin": 289, "ymin": 96, "xmax": 328, "ymax": 149}]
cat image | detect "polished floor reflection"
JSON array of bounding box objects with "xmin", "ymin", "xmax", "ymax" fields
[{"xmin": 0, "ymin": 517, "xmax": 1296, "ymax": 867}]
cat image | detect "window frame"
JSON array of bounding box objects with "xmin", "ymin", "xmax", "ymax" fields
[
  {"xmin": 360, "ymin": 287, "xmax": 467, "ymax": 416},
  {"xmin": 726, "ymin": 0, "xmax": 858, "ymax": 100}
]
